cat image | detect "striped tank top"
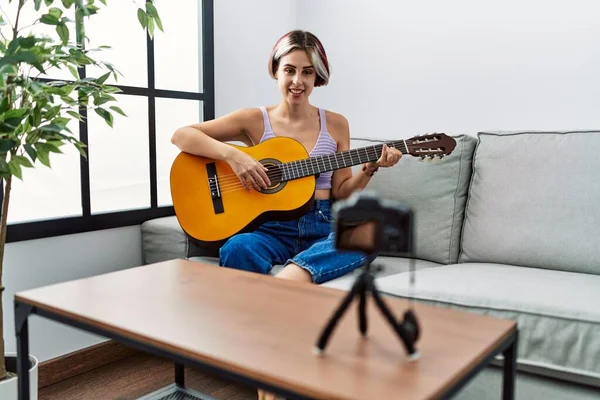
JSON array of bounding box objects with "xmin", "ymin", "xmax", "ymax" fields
[{"xmin": 258, "ymin": 106, "xmax": 337, "ymax": 190}]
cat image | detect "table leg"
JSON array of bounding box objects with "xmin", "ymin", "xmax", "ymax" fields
[
  {"xmin": 15, "ymin": 303, "xmax": 33, "ymax": 400},
  {"xmin": 502, "ymin": 330, "xmax": 518, "ymax": 400},
  {"xmin": 175, "ymin": 363, "xmax": 185, "ymax": 387}
]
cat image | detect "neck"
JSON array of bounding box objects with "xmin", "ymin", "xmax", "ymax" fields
[{"xmin": 275, "ymin": 101, "xmax": 314, "ymax": 122}]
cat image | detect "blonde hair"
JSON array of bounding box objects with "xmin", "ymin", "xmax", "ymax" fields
[{"xmin": 268, "ymin": 30, "xmax": 330, "ymax": 87}]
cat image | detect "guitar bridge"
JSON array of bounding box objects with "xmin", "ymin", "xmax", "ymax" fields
[{"xmin": 206, "ymin": 162, "xmax": 224, "ymax": 214}]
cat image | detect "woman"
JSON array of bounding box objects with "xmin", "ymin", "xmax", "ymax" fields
[
  {"xmin": 172, "ymin": 29, "xmax": 402, "ymax": 284},
  {"xmin": 171, "ymin": 29, "xmax": 402, "ymax": 398}
]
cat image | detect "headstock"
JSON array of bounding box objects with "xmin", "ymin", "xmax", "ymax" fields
[{"xmin": 406, "ymin": 133, "xmax": 457, "ymax": 161}]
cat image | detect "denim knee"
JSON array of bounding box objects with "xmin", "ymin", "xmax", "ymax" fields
[{"xmin": 219, "ymin": 234, "xmax": 271, "ymax": 275}]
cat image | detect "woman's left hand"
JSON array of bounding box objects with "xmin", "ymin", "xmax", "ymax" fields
[
  {"xmin": 365, "ymin": 144, "xmax": 402, "ymax": 171},
  {"xmin": 376, "ymin": 144, "xmax": 402, "ymax": 167}
]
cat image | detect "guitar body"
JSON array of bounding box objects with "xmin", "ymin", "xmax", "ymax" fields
[{"xmin": 170, "ymin": 137, "xmax": 316, "ymax": 250}]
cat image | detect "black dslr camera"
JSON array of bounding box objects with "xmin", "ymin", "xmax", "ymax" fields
[
  {"xmin": 315, "ymin": 190, "xmax": 421, "ymax": 359},
  {"xmin": 333, "ymin": 190, "xmax": 414, "ymax": 256}
]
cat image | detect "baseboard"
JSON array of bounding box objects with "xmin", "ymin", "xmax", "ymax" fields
[{"xmin": 38, "ymin": 340, "xmax": 139, "ymax": 389}]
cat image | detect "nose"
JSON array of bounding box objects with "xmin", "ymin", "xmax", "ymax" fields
[{"xmin": 293, "ymin": 72, "xmax": 302, "ymax": 85}]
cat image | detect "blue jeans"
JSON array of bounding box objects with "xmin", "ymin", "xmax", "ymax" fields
[{"xmin": 219, "ymin": 199, "xmax": 369, "ymax": 284}]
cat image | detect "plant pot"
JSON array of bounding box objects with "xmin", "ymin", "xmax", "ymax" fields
[{"xmin": 0, "ymin": 353, "xmax": 39, "ymax": 400}]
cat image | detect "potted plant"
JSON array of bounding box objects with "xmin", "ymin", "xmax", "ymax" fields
[{"xmin": 0, "ymin": 0, "xmax": 162, "ymax": 397}]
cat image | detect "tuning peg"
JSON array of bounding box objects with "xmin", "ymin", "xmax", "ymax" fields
[
  {"xmin": 428, "ymin": 155, "xmax": 435, "ymax": 161},
  {"xmin": 419, "ymin": 155, "xmax": 426, "ymax": 162},
  {"xmin": 438, "ymin": 154, "xmax": 445, "ymax": 159}
]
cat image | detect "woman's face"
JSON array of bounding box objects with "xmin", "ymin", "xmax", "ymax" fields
[{"xmin": 276, "ymin": 49, "xmax": 316, "ymax": 105}]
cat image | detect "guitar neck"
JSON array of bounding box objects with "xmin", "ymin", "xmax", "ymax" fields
[{"xmin": 281, "ymin": 140, "xmax": 408, "ymax": 181}]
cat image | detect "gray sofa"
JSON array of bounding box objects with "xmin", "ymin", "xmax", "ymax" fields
[{"xmin": 141, "ymin": 130, "xmax": 600, "ymax": 400}]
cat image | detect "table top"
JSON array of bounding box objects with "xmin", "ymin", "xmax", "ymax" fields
[{"xmin": 15, "ymin": 259, "xmax": 516, "ymax": 400}]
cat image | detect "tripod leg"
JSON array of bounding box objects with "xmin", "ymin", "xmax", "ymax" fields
[
  {"xmin": 359, "ymin": 284, "xmax": 367, "ymax": 336},
  {"xmin": 315, "ymin": 275, "xmax": 365, "ymax": 354},
  {"xmin": 369, "ymin": 281, "xmax": 418, "ymax": 357}
]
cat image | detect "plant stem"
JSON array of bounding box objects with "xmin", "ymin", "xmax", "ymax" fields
[
  {"xmin": 13, "ymin": 0, "xmax": 25, "ymax": 41},
  {"xmin": 0, "ymin": 174, "xmax": 12, "ymax": 381},
  {"xmin": 0, "ymin": 0, "xmax": 23, "ymax": 381}
]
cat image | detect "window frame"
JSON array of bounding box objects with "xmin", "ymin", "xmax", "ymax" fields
[{"xmin": 5, "ymin": 0, "xmax": 214, "ymax": 243}]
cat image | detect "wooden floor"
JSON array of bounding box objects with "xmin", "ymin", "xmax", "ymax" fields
[{"xmin": 39, "ymin": 353, "xmax": 257, "ymax": 400}]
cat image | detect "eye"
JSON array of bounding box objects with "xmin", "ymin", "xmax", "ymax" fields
[
  {"xmin": 303, "ymin": 70, "xmax": 314, "ymax": 75},
  {"xmin": 284, "ymin": 68, "xmax": 294, "ymax": 74}
]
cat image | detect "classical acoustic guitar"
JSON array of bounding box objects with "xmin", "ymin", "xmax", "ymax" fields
[{"xmin": 170, "ymin": 133, "xmax": 456, "ymax": 251}]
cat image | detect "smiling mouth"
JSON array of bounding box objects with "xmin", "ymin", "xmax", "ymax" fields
[{"xmin": 289, "ymin": 89, "xmax": 304, "ymax": 95}]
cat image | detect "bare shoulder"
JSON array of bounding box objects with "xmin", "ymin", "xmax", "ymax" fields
[
  {"xmin": 323, "ymin": 109, "xmax": 350, "ymax": 142},
  {"xmin": 237, "ymin": 107, "xmax": 268, "ymax": 144},
  {"xmin": 191, "ymin": 107, "xmax": 264, "ymax": 145},
  {"xmin": 227, "ymin": 107, "xmax": 264, "ymax": 130}
]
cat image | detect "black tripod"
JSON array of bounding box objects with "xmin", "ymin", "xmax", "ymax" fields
[{"xmin": 314, "ymin": 258, "xmax": 421, "ymax": 359}]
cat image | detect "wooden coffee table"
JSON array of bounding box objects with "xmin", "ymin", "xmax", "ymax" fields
[{"xmin": 14, "ymin": 259, "xmax": 517, "ymax": 400}]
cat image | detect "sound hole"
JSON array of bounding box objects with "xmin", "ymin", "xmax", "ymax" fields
[{"xmin": 260, "ymin": 158, "xmax": 286, "ymax": 194}]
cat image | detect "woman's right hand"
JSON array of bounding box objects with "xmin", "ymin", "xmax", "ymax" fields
[{"xmin": 226, "ymin": 149, "xmax": 271, "ymax": 191}]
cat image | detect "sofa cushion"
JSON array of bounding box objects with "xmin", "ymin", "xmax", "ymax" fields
[
  {"xmin": 141, "ymin": 215, "xmax": 187, "ymax": 264},
  {"xmin": 459, "ymin": 131, "xmax": 600, "ymax": 275},
  {"xmin": 374, "ymin": 263, "xmax": 600, "ymax": 385},
  {"xmin": 351, "ymin": 135, "xmax": 477, "ymax": 264}
]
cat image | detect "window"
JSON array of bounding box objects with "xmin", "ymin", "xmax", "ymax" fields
[{"xmin": 6, "ymin": 0, "xmax": 214, "ymax": 242}]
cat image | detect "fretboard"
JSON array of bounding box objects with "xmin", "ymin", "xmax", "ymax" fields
[{"xmin": 281, "ymin": 140, "xmax": 408, "ymax": 181}]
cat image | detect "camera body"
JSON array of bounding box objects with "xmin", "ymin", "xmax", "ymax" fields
[{"xmin": 332, "ymin": 191, "xmax": 414, "ymax": 257}]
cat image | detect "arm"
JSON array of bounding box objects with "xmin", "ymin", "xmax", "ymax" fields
[
  {"xmin": 330, "ymin": 115, "xmax": 402, "ymax": 200},
  {"xmin": 171, "ymin": 108, "xmax": 257, "ymax": 159},
  {"xmin": 171, "ymin": 108, "xmax": 270, "ymax": 191}
]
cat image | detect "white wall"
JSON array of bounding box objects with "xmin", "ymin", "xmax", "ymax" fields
[
  {"xmin": 297, "ymin": 0, "xmax": 600, "ymax": 139},
  {"xmin": 213, "ymin": 0, "xmax": 297, "ymax": 116},
  {"xmin": 4, "ymin": 226, "xmax": 142, "ymax": 362}
]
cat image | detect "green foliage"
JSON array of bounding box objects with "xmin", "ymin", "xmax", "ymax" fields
[{"xmin": 0, "ymin": 0, "xmax": 163, "ymax": 180}]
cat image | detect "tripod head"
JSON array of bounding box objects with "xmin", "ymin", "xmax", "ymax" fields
[{"xmin": 315, "ymin": 191, "xmax": 421, "ymax": 359}]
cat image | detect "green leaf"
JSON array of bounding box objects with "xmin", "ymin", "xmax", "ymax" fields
[
  {"xmin": 96, "ymin": 71, "xmax": 110, "ymax": 85},
  {"xmin": 109, "ymin": 106, "xmax": 127, "ymax": 117},
  {"xmin": 147, "ymin": 17, "xmax": 155, "ymax": 38},
  {"xmin": 38, "ymin": 142, "xmax": 63, "ymax": 154},
  {"xmin": 137, "ymin": 8, "xmax": 148, "ymax": 29},
  {"xmin": 0, "ymin": 97, "xmax": 9, "ymax": 114},
  {"xmin": 34, "ymin": 0, "xmax": 43, "ymax": 11},
  {"xmin": 0, "ymin": 139, "xmax": 17, "ymax": 153},
  {"xmin": 68, "ymin": 65, "xmax": 80, "ymax": 80},
  {"xmin": 19, "ymin": 37, "xmax": 37, "ymax": 49},
  {"xmin": 2, "ymin": 108, "xmax": 28, "ymax": 121},
  {"xmin": 93, "ymin": 94, "xmax": 116, "ymax": 106},
  {"xmin": 94, "ymin": 107, "xmax": 113, "ymax": 127},
  {"xmin": 48, "ymin": 7, "xmax": 63, "ymax": 19},
  {"xmin": 146, "ymin": 2, "xmax": 163, "ymax": 32},
  {"xmin": 44, "ymin": 0, "xmax": 55, "ymax": 6},
  {"xmin": 56, "ymin": 23, "xmax": 69, "ymax": 44},
  {"xmin": 61, "ymin": 0, "xmax": 75, "ymax": 8},
  {"xmin": 40, "ymin": 14, "xmax": 60, "ymax": 25},
  {"xmin": 104, "ymin": 86, "xmax": 122, "ymax": 94},
  {"xmin": 67, "ymin": 110, "xmax": 82, "ymax": 121},
  {"xmin": 0, "ymin": 111, "xmax": 28, "ymax": 132},
  {"xmin": 8, "ymin": 159, "xmax": 23, "ymax": 180},
  {"xmin": 24, "ymin": 144, "xmax": 37, "ymax": 162},
  {"xmin": 13, "ymin": 155, "xmax": 34, "ymax": 168},
  {"xmin": 39, "ymin": 123, "xmax": 65, "ymax": 134},
  {"xmin": 37, "ymin": 149, "xmax": 51, "ymax": 168}
]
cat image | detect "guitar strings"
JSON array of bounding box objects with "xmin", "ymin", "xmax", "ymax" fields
[{"xmin": 210, "ymin": 139, "xmax": 422, "ymax": 192}]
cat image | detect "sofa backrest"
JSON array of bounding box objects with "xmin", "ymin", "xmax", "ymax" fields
[
  {"xmin": 351, "ymin": 134, "xmax": 477, "ymax": 264},
  {"xmin": 459, "ymin": 130, "xmax": 600, "ymax": 275}
]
